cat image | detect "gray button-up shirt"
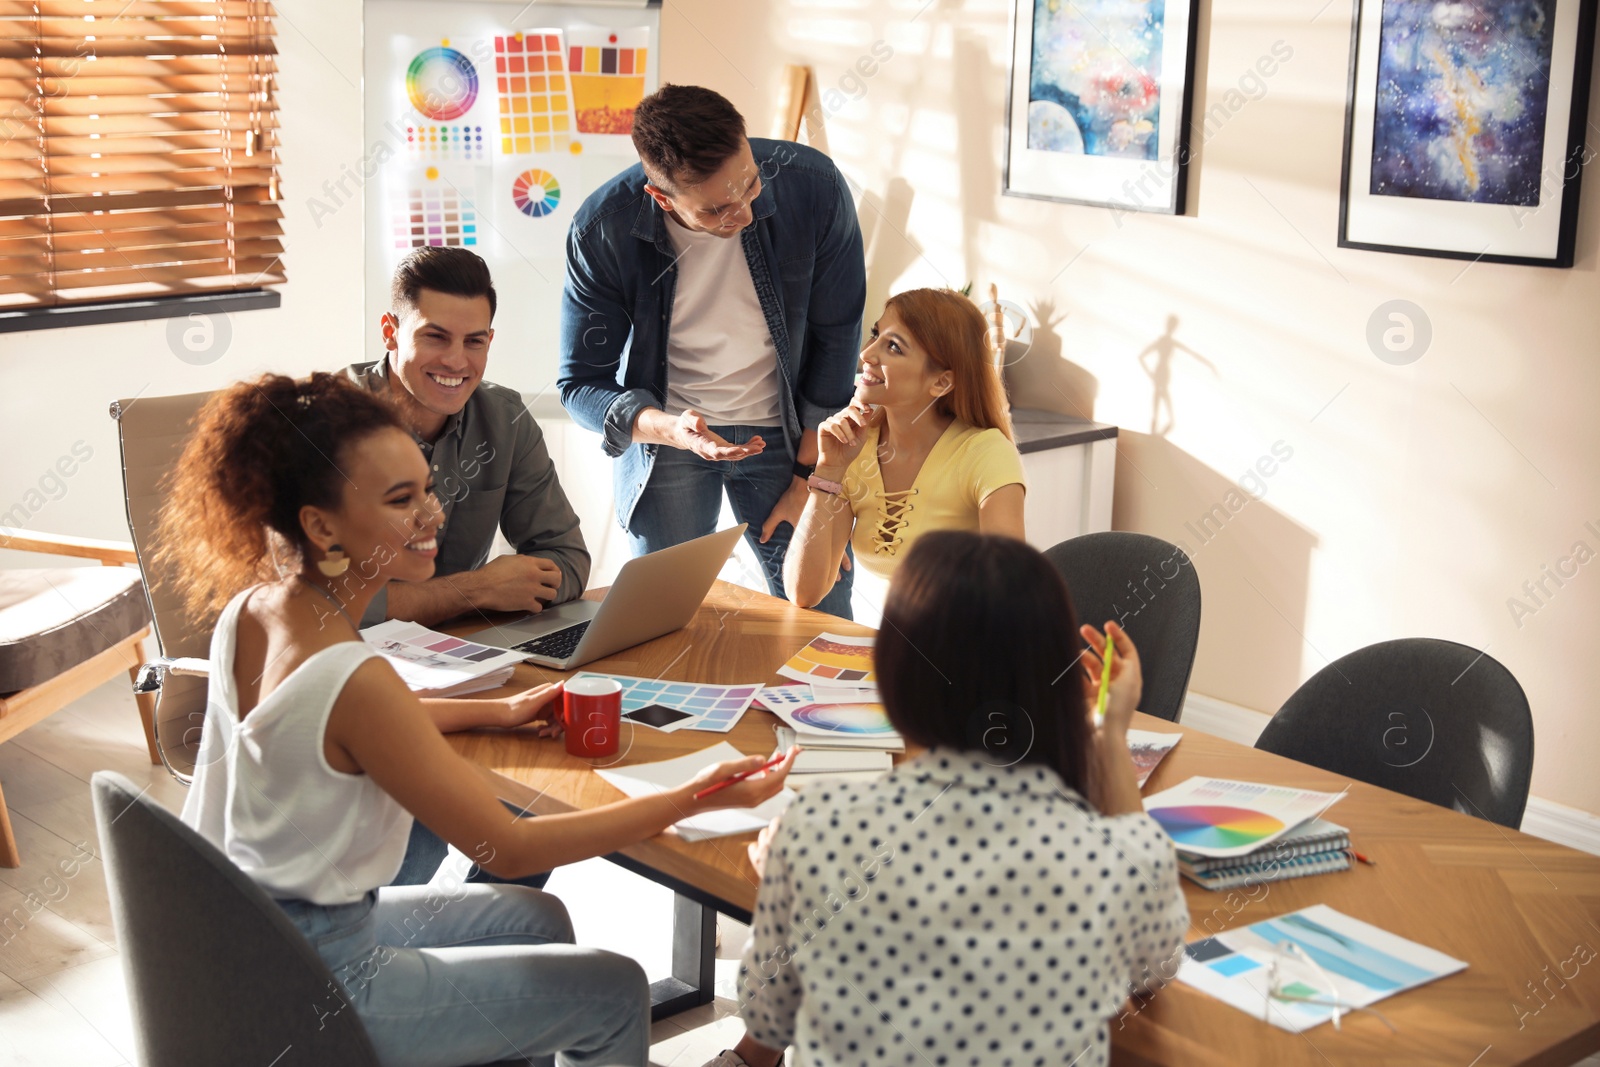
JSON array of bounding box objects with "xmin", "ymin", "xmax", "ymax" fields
[{"xmin": 346, "ymin": 359, "xmax": 589, "ymax": 625}]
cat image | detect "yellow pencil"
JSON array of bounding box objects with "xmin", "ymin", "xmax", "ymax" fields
[{"xmin": 1095, "ymin": 629, "xmax": 1115, "ymax": 725}]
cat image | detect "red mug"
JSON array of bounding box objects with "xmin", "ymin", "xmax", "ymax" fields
[{"xmin": 564, "ymin": 677, "xmax": 622, "ymax": 758}]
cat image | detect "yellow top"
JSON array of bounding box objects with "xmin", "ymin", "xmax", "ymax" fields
[{"xmin": 841, "ymin": 420, "xmax": 1026, "ymax": 581}]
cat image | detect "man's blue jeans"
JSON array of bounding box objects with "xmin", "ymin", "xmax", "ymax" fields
[{"xmin": 624, "ymin": 425, "xmax": 854, "ymax": 620}]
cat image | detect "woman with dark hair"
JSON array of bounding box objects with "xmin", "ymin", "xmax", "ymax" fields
[
  {"xmin": 711, "ymin": 531, "xmax": 1187, "ymax": 1067},
  {"xmin": 784, "ymin": 288, "xmax": 1026, "ymax": 612},
  {"xmin": 162, "ymin": 372, "xmax": 794, "ymax": 1067}
]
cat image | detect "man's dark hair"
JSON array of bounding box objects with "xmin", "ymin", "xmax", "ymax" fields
[
  {"xmin": 390, "ymin": 246, "xmax": 497, "ymax": 321},
  {"xmin": 631, "ymin": 84, "xmax": 747, "ymax": 193}
]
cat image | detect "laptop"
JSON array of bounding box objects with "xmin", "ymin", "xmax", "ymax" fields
[{"xmin": 467, "ymin": 524, "xmax": 747, "ymax": 669}]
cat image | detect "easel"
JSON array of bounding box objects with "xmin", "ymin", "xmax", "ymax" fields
[{"xmin": 774, "ymin": 64, "xmax": 812, "ymax": 142}]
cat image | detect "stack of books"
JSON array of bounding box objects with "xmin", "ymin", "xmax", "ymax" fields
[{"xmin": 1178, "ymin": 818, "xmax": 1352, "ymax": 891}]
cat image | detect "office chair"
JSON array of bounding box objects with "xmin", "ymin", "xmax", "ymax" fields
[
  {"xmin": 111, "ymin": 391, "xmax": 215, "ymax": 782},
  {"xmin": 1043, "ymin": 532, "xmax": 1202, "ymax": 722},
  {"xmin": 1254, "ymin": 638, "xmax": 1534, "ymax": 828}
]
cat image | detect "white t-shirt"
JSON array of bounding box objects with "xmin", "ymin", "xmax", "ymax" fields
[
  {"xmin": 181, "ymin": 588, "xmax": 414, "ymax": 905},
  {"xmin": 662, "ymin": 214, "xmax": 782, "ymax": 425}
]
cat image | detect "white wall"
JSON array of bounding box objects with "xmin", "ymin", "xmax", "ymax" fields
[
  {"xmin": 656, "ymin": 0, "xmax": 1600, "ymax": 815},
  {"xmin": 0, "ymin": 0, "xmax": 366, "ymax": 557}
]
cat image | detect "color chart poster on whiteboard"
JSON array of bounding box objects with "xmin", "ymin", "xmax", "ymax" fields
[{"xmin": 363, "ymin": 2, "xmax": 660, "ymax": 386}]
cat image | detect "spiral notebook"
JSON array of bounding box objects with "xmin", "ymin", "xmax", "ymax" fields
[{"xmin": 1180, "ymin": 818, "xmax": 1350, "ymax": 874}]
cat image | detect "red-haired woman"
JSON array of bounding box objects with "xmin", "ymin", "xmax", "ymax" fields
[
  {"xmin": 784, "ymin": 288, "xmax": 1026, "ymax": 611},
  {"xmin": 161, "ymin": 372, "xmax": 794, "ymax": 1067}
]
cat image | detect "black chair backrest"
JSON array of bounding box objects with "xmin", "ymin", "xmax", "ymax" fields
[
  {"xmin": 91, "ymin": 771, "xmax": 381, "ymax": 1067},
  {"xmin": 1254, "ymin": 639, "xmax": 1534, "ymax": 828},
  {"xmin": 1043, "ymin": 532, "xmax": 1202, "ymax": 722}
]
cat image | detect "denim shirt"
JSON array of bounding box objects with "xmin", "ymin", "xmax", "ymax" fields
[{"xmin": 557, "ymin": 137, "xmax": 866, "ymax": 527}]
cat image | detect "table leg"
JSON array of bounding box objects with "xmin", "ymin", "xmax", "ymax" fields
[{"xmin": 650, "ymin": 893, "xmax": 717, "ymax": 1021}]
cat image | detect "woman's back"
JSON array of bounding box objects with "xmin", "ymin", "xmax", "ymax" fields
[
  {"xmin": 738, "ymin": 749, "xmax": 1188, "ymax": 1067},
  {"xmin": 181, "ymin": 587, "xmax": 413, "ymax": 905}
]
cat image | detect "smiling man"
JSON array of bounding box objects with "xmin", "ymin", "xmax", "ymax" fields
[
  {"xmin": 559, "ymin": 84, "xmax": 865, "ymax": 618},
  {"xmin": 346, "ymin": 246, "xmax": 588, "ymax": 627}
]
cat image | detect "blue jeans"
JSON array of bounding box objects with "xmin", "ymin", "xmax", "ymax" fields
[
  {"xmin": 392, "ymin": 808, "xmax": 551, "ymax": 890},
  {"xmin": 279, "ymin": 882, "xmax": 648, "ymax": 1067},
  {"xmin": 625, "ymin": 426, "xmax": 854, "ymax": 620}
]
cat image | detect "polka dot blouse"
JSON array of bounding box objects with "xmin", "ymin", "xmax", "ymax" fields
[{"xmin": 737, "ymin": 747, "xmax": 1190, "ymax": 1067}]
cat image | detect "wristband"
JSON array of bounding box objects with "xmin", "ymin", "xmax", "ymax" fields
[
  {"xmin": 791, "ymin": 460, "xmax": 815, "ymax": 481},
  {"xmin": 807, "ymin": 474, "xmax": 844, "ymax": 495}
]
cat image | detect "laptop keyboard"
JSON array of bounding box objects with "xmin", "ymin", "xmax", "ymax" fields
[{"xmin": 512, "ymin": 620, "xmax": 591, "ymax": 661}]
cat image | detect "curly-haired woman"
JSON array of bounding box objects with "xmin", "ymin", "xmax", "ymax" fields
[{"xmin": 163, "ymin": 372, "xmax": 794, "ymax": 1067}]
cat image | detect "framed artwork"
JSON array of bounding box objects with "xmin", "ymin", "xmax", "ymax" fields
[
  {"xmin": 1002, "ymin": 0, "xmax": 1201, "ymax": 215},
  {"xmin": 1339, "ymin": 0, "xmax": 1598, "ymax": 268}
]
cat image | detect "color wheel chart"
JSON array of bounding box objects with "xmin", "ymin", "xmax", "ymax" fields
[
  {"xmin": 495, "ymin": 31, "xmax": 576, "ymax": 155},
  {"xmin": 406, "ymin": 123, "xmax": 486, "ymax": 161},
  {"xmin": 1146, "ymin": 805, "xmax": 1286, "ymax": 852},
  {"xmin": 392, "ymin": 167, "xmax": 477, "ymax": 248},
  {"xmin": 407, "ymin": 45, "xmax": 479, "ymax": 121},
  {"xmin": 512, "ymin": 168, "xmax": 561, "ymax": 217},
  {"xmin": 571, "ymin": 673, "xmax": 759, "ymax": 733},
  {"xmin": 788, "ymin": 702, "xmax": 896, "ymax": 735}
]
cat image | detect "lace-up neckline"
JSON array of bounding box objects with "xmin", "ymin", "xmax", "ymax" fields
[{"xmin": 862, "ymin": 421, "xmax": 957, "ymax": 558}]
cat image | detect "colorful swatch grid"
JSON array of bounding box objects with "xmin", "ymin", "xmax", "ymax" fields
[
  {"xmin": 494, "ymin": 31, "xmax": 575, "ymax": 155},
  {"xmin": 776, "ymin": 632, "xmax": 876, "ymax": 686},
  {"xmin": 406, "ymin": 123, "xmax": 487, "ymax": 161},
  {"xmin": 572, "ymin": 673, "xmax": 760, "ymax": 733},
  {"xmin": 392, "ymin": 169, "xmax": 477, "ymax": 249},
  {"xmin": 397, "ymin": 631, "xmax": 507, "ymax": 665},
  {"xmin": 566, "ymin": 27, "xmax": 649, "ymax": 135}
]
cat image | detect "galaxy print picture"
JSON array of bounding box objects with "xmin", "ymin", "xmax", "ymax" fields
[
  {"xmin": 1002, "ymin": 0, "xmax": 1201, "ymax": 214},
  {"xmin": 1340, "ymin": 0, "xmax": 1598, "ymax": 267}
]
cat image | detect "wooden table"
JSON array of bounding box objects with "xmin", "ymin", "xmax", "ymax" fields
[{"xmin": 448, "ymin": 582, "xmax": 1600, "ymax": 1064}]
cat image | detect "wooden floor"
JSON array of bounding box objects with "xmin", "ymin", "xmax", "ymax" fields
[{"xmin": 0, "ymin": 676, "xmax": 753, "ymax": 1067}]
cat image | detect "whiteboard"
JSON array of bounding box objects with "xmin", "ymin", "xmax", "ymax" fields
[{"xmin": 362, "ymin": 0, "xmax": 661, "ymax": 393}]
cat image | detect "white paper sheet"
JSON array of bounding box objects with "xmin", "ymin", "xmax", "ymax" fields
[{"xmin": 594, "ymin": 741, "xmax": 792, "ymax": 842}]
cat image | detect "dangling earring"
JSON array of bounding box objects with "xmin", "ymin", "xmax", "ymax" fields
[{"xmin": 317, "ymin": 544, "xmax": 350, "ymax": 577}]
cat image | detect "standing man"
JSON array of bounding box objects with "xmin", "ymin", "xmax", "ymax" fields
[
  {"xmin": 559, "ymin": 84, "xmax": 864, "ymax": 618},
  {"xmin": 348, "ymin": 246, "xmax": 589, "ymax": 627}
]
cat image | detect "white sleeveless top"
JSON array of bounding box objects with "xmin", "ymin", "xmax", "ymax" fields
[{"xmin": 181, "ymin": 587, "xmax": 414, "ymax": 905}]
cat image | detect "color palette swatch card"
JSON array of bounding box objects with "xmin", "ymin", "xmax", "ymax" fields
[
  {"xmin": 1177, "ymin": 905, "xmax": 1467, "ymax": 1032},
  {"xmin": 1142, "ymin": 777, "xmax": 1346, "ymax": 859},
  {"xmin": 1127, "ymin": 728, "xmax": 1182, "ymax": 788},
  {"xmin": 570, "ymin": 673, "xmax": 760, "ymax": 733},
  {"xmin": 362, "ymin": 620, "xmax": 523, "ymax": 697},
  {"xmin": 776, "ymin": 633, "xmax": 876, "ymax": 688},
  {"xmin": 756, "ymin": 685, "xmax": 903, "ymax": 751}
]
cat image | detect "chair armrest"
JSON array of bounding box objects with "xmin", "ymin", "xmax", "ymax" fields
[{"xmin": 0, "ymin": 530, "xmax": 138, "ymax": 566}]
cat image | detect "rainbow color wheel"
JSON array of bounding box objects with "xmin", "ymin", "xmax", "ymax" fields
[
  {"xmin": 789, "ymin": 703, "xmax": 896, "ymax": 735},
  {"xmin": 1147, "ymin": 805, "xmax": 1285, "ymax": 851},
  {"xmin": 512, "ymin": 169, "xmax": 562, "ymax": 217},
  {"xmin": 408, "ymin": 47, "xmax": 478, "ymax": 121}
]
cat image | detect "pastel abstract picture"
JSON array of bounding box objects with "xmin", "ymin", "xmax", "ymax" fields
[
  {"xmin": 1370, "ymin": 0, "xmax": 1554, "ymax": 205},
  {"xmin": 1027, "ymin": 0, "xmax": 1164, "ymax": 160}
]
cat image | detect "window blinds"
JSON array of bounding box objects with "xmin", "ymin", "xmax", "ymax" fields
[{"xmin": 0, "ymin": 0, "xmax": 283, "ymax": 309}]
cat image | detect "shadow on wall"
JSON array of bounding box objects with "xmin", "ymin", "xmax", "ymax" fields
[
  {"xmin": 1137, "ymin": 314, "xmax": 1217, "ymax": 438},
  {"xmin": 858, "ymin": 177, "xmax": 922, "ymax": 324},
  {"xmin": 1003, "ymin": 296, "xmax": 1098, "ymax": 420},
  {"xmin": 1113, "ymin": 430, "xmax": 1317, "ymax": 712}
]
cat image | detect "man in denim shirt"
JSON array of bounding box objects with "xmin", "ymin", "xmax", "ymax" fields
[{"xmin": 559, "ymin": 85, "xmax": 863, "ymax": 618}]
